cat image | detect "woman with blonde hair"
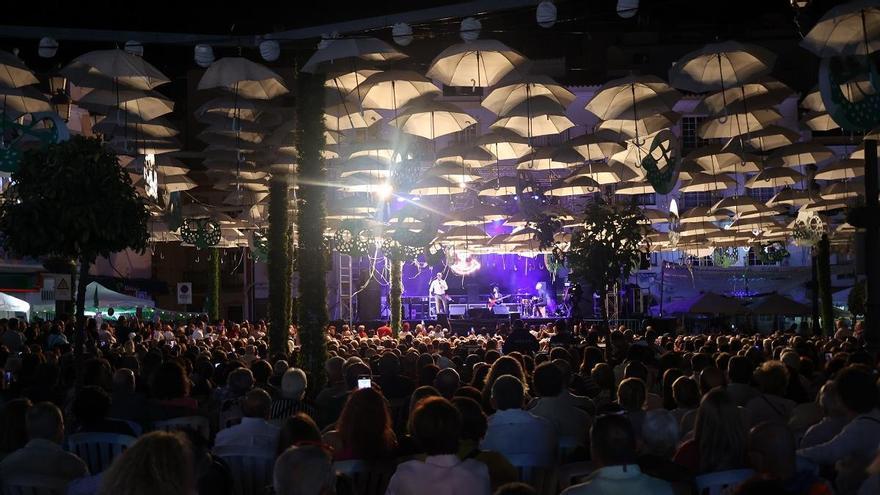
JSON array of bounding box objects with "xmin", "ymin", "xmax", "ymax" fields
[
  {"xmin": 479, "ymin": 356, "xmax": 527, "ymax": 413},
  {"xmin": 674, "ymin": 388, "xmax": 747, "ymax": 474},
  {"xmin": 99, "ymin": 431, "xmax": 194, "ymax": 495}
]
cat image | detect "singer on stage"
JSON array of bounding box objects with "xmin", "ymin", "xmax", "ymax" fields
[{"xmin": 428, "ymin": 272, "xmax": 449, "ymax": 315}]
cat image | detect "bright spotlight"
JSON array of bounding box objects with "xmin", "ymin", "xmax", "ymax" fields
[{"xmin": 377, "ymin": 182, "xmax": 393, "ymax": 199}]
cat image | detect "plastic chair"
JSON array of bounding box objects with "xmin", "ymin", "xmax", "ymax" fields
[
  {"xmin": 557, "ymin": 461, "xmax": 594, "ymax": 491},
  {"xmin": 505, "ymin": 453, "xmax": 558, "ymax": 495},
  {"xmin": 107, "ymin": 418, "xmax": 143, "ymax": 436},
  {"xmin": 66, "ymin": 432, "xmax": 136, "ymax": 474},
  {"xmin": 694, "ymin": 468, "xmax": 755, "ymax": 495},
  {"xmin": 214, "ymin": 446, "xmax": 276, "ymax": 495},
  {"xmin": 1, "ymin": 474, "xmax": 69, "ymax": 495},
  {"xmin": 333, "ymin": 460, "xmax": 397, "ymax": 495},
  {"xmin": 153, "ymin": 416, "xmax": 211, "ymax": 440}
]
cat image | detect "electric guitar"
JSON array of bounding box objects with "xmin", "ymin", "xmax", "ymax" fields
[{"xmin": 487, "ymin": 294, "xmax": 512, "ymax": 309}]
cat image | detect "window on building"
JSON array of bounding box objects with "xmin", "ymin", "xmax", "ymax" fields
[
  {"xmin": 681, "ymin": 116, "xmax": 710, "ymax": 152},
  {"xmin": 442, "ymin": 85, "xmax": 484, "ymax": 97},
  {"xmin": 747, "ymin": 186, "xmax": 776, "ymax": 204},
  {"xmin": 453, "ymin": 124, "xmax": 479, "ymax": 145},
  {"xmin": 681, "ymin": 190, "xmax": 718, "ymax": 210}
]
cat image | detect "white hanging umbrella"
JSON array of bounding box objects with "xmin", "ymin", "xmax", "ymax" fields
[
  {"xmin": 802, "ymin": 111, "xmax": 840, "ymax": 131},
  {"xmin": 815, "ymin": 159, "xmax": 865, "ymax": 180},
  {"xmin": 197, "ymin": 57, "xmax": 288, "ymax": 100},
  {"xmin": 567, "ymin": 161, "xmax": 638, "ymax": 184},
  {"xmin": 767, "ymin": 187, "xmax": 817, "ymax": 207},
  {"xmin": 0, "ymin": 86, "xmax": 51, "ymax": 115},
  {"xmin": 515, "ymin": 146, "xmax": 583, "ymax": 171},
  {"xmin": 489, "ymin": 95, "xmax": 575, "ymax": 138},
  {"xmin": 678, "ymin": 172, "xmax": 737, "ymax": 193},
  {"xmin": 669, "ymin": 40, "xmax": 776, "ymax": 92},
  {"xmin": 768, "ymin": 141, "xmax": 835, "ymax": 167},
  {"xmin": 76, "ymin": 88, "xmax": 174, "ymax": 120},
  {"xmin": 63, "ymin": 49, "xmax": 170, "ymax": 90},
  {"xmin": 476, "ymin": 128, "xmax": 532, "ymax": 159},
  {"xmin": 699, "ymin": 78, "xmax": 792, "ymax": 114},
  {"xmin": 743, "ymin": 125, "xmax": 802, "ymax": 151},
  {"xmin": 585, "ymin": 75, "xmax": 681, "ymax": 121},
  {"xmin": 426, "ymin": 39, "xmax": 527, "ymax": 87},
  {"xmin": 476, "ymin": 176, "xmax": 521, "ymax": 197},
  {"xmin": 325, "ymin": 68, "xmax": 382, "ymax": 94},
  {"xmin": 324, "ymin": 102, "xmax": 382, "ymax": 131},
  {"xmin": 482, "ymin": 73, "xmax": 575, "ymax": 116},
  {"xmin": 163, "ymin": 174, "xmax": 198, "ymax": 192},
  {"xmin": 92, "ymin": 114, "xmax": 179, "ymax": 138},
  {"xmin": 302, "ymin": 37, "xmax": 406, "ymax": 73},
  {"xmin": 745, "ymin": 167, "xmax": 805, "ymax": 188},
  {"xmin": 567, "ymin": 131, "xmax": 625, "ymax": 161},
  {"xmin": 408, "ymin": 176, "xmax": 466, "ymax": 196},
  {"xmin": 338, "ymin": 156, "xmax": 391, "ymax": 178},
  {"xmin": 598, "ymin": 112, "xmax": 680, "ymax": 140},
  {"xmin": 820, "ymin": 179, "xmax": 865, "ymax": 200},
  {"xmin": 436, "ymin": 144, "xmax": 496, "ymax": 168},
  {"xmin": 428, "ymin": 161, "xmax": 482, "ymax": 184},
  {"xmin": 616, "ymin": 181, "xmax": 657, "ymax": 195},
  {"xmin": 711, "ymin": 195, "xmax": 765, "ymax": 215},
  {"xmin": 389, "ymin": 96, "xmax": 475, "ymax": 139},
  {"xmin": 0, "ymin": 50, "xmax": 39, "ymax": 88},
  {"xmin": 544, "ymin": 176, "xmax": 601, "ymax": 196},
  {"xmin": 801, "ymin": 0, "xmax": 880, "ymax": 57},
  {"xmin": 698, "ymin": 108, "xmax": 781, "ymax": 139},
  {"xmin": 356, "ymin": 70, "xmax": 441, "ymax": 110}
]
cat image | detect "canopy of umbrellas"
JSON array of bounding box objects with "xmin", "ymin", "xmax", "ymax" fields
[{"xmin": 0, "ymin": 0, "xmax": 874, "ymax": 259}]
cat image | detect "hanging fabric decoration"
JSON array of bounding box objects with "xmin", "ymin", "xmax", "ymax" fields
[
  {"xmin": 818, "ymin": 54, "xmax": 880, "ymax": 132},
  {"xmin": 711, "ymin": 247, "xmax": 739, "ymax": 268},
  {"xmin": 460, "ymin": 17, "xmax": 482, "ymax": 42},
  {"xmin": 251, "ymin": 229, "xmax": 269, "ymax": 262},
  {"xmin": 0, "ymin": 112, "xmax": 70, "ymax": 174},
  {"xmin": 792, "ymin": 212, "xmax": 826, "ymax": 247},
  {"xmin": 756, "ymin": 241, "xmax": 790, "ymax": 264},
  {"xmin": 38, "ymin": 37, "xmax": 58, "ymax": 58},
  {"xmin": 392, "ymin": 23, "xmax": 414, "ymax": 46},
  {"xmin": 259, "ymin": 39, "xmax": 281, "ymax": 62},
  {"xmin": 124, "ymin": 40, "xmax": 144, "ymax": 57},
  {"xmin": 194, "ymin": 44, "xmax": 215, "ymax": 68},
  {"xmin": 333, "ymin": 219, "xmax": 372, "ymax": 257},
  {"xmin": 180, "ymin": 218, "xmax": 222, "ymax": 249},
  {"xmin": 640, "ymin": 129, "xmax": 681, "ymax": 194},
  {"xmin": 544, "ymin": 247, "xmax": 565, "ymax": 281},
  {"xmin": 536, "ymin": 1, "xmax": 558, "ymax": 28}
]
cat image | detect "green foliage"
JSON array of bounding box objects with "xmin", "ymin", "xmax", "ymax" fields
[
  {"xmin": 295, "ymin": 70, "xmax": 329, "ymax": 393},
  {"xmin": 0, "ymin": 135, "xmax": 149, "ymax": 262},
  {"xmin": 566, "ymin": 196, "xmax": 646, "ymax": 298},
  {"xmin": 849, "ymin": 279, "xmax": 866, "ymax": 317},
  {"xmin": 389, "ymin": 260, "xmax": 403, "ymax": 337},
  {"xmin": 268, "ymin": 174, "xmax": 290, "ymax": 355},
  {"xmin": 207, "ymin": 250, "xmax": 221, "ymax": 320}
]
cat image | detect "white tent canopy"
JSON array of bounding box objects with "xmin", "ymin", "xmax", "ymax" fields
[
  {"xmin": 0, "ymin": 292, "xmax": 30, "ymax": 313},
  {"xmin": 83, "ymin": 282, "xmax": 155, "ymax": 308}
]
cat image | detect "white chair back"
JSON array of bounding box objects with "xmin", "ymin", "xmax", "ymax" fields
[
  {"xmin": 153, "ymin": 416, "xmax": 211, "ymax": 440},
  {"xmin": 694, "ymin": 468, "xmax": 755, "ymax": 495},
  {"xmin": 66, "ymin": 432, "xmax": 136, "ymax": 474},
  {"xmin": 214, "ymin": 447, "xmax": 276, "ymax": 495},
  {"xmin": 557, "ymin": 461, "xmax": 594, "ymax": 491},
  {"xmin": 1, "ymin": 475, "xmax": 69, "ymax": 495},
  {"xmin": 333, "ymin": 460, "xmax": 396, "ymax": 495}
]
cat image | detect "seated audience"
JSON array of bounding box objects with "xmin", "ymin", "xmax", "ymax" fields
[
  {"xmin": 528, "ymin": 362, "xmax": 590, "ymax": 449},
  {"xmin": 674, "ymin": 388, "xmax": 748, "ymax": 474},
  {"xmin": 273, "ymin": 444, "xmax": 336, "ymax": 495},
  {"xmin": 98, "ymin": 431, "xmax": 194, "ymax": 495},
  {"xmin": 270, "ymin": 368, "xmax": 315, "ymax": 420},
  {"xmin": 746, "ymin": 360, "xmax": 797, "ymax": 427},
  {"xmin": 481, "ymin": 375, "xmax": 557, "ymax": 467},
  {"xmin": 746, "ymin": 421, "xmax": 833, "ymax": 495},
  {"xmin": 214, "ymin": 388, "xmax": 280, "ymax": 453},
  {"xmin": 0, "ymin": 402, "xmax": 88, "ymax": 482}
]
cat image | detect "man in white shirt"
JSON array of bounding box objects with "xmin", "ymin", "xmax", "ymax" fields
[
  {"xmin": 214, "ymin": 388, "xmax": 280, "ymax": 455},
  {"xmin": 387, "ymin": 397, "xmax": 490, "ymax": 495},
  {"xmin": 481, "ymin": 375, "xmax": 557, "ymax": 467},
  {"xmin": 0, "ymin": 402, "xmax": 89, "ymax": 482},
  {"xmin": 528, "ymin": 362, "xmax": 590, "ymax": 448},
  {"xmin": 562, "ymin": 414, "xmax": 673, "ymax": 495},
  {"xmin": 429, "ymin": 272, "xmax": 449, "ymax": 316}
]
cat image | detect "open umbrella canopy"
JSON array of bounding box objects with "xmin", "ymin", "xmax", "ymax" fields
[
  {"xmin": 408, "ymin": 176, "xmax": 466, "ymax": 196},
  {"xmin": 815, "ymin": 159, "xmax": 865, "ymax": 180},
  {"xmin": 194, "ymin": 97, "xmax": 278, "ymax": 126},
  {"xmin": 441, "ymin": 225, "xmax": 490, "ymax": 242},
  {"xmin": 748, "ymin": 293, "xmax": 811, "ymax": 315},
  {"xmin": 125, "ymin": 154, "xmax": 189, "ymax": 175},
  {"xmin": 568, "ymin": 161, "xmax": 638, "ymax": 184},
  {"xmin": 197, "ymin": 57, "xmax": 288, "ymax": 100},
  {"xmin": 76, "ymin": 88, "xmax": 174, "ymax": 120},
  {"xmin": 686, "ymin": 143, "xmax": 759, "ymax": 172},
  {"xmin": 0, "ymin": 50, "xmax": 38, "ymax": 88},
  {"xmin": 63, "ymin": 49, "xmax": 170, "ymax": 90},
  {"xmin": 325, "ymin": 68, "xmax": 381, "ymax": 94},
  {"xmin": 426, "ymin": 39, "xmax": 527, "ymax": 87},
  {"xmin": 389, "ymin": 96, "xmax": 475, "ymax": 139},
  {"xmin": 767, "ymin": 187, "xmax": 817, "ymax": 207},
  {"xmin": 743, "ymin": 125, "xmax": 802, "ymax": 151},
  {"xmin": 436, "ymin": 143, "xmax": 496, "ymax": 167},
  {"xmin": 745, "ymin": 167, "xmax": 805, "ymax": 188},
  {"xmin": 698, "ymin": 108, "xmax": 782, "ymax": 138},
  {"xmin": 698, "ymin": 78, "xmax": 792, "ymax": 114},
  {"xmin": 429, "ymin": 161, "xmax": 482, "ymax": 183},
  {"xmin": 162, "ymin": 174, "xmax": 198, "ymax": 193},
  {"xmin": 567, "ymin": 131, "xmax": 624, "ymax": 161},
  {"xmin": 801, "ymin": 0, "xmax": 880, "ymax": 57},
  {"xmin": 544, "ymin": 176, "xmax": 600, "ymax": 196},
  {"xmin": 585, "ymin": 75, "xmax": 681, "ymax": 120},
  {"xmin": 802, "ymin": 111, "xmax": 840, "ymax": 131},
  {"xmin": 820, "ymin": 179, "xmax": 864, "ymax": 200},
  {"xmin": 680, "ymin": 206, "xmax": 728, "ymax": 224},
  {"xmin": 324, "ymin": 102, "xmax": 382, "ymax": 131},
  {"xmin": 482, "ymin": 73, "xmax": 575, "ymax": 115},
  {"xmin": 515, "ymin": 146, "xmax": 583, "ymax": 171},
  {"xmin": 662, "ymin": 292, "xmax": 748, "ymax": 315},
  {"xmin": 338, "ymin": 156, "xmax": 391, "ymax": 178},
  {"xmin": 356, "ymin": 70, "xmax": 441, "ymax": 110},
  {"xmin": 302, "ymin": 37, "xmax": 406, "ymax": 73},
  {"xmin": 727, "ymin": 215, "xmax": 783, "ymax": 233},
  {"xmin": 769, "ymin": 142, "xmax": 834, "ymax": 167},
  {"xmin": 92, "ymin": 114, "xmax": 179, "ymax": 138},
  {"xmin": 347, "ymin": 140, "xmax": 396, "ymax": 161},
  {"xmin": 678, "ymin": 172, "xmax": 737, "ymax": 193},
  {"xmin": 490, "ymin": 95, "xmax": 575, "ymax": 137},
  {"xmin": 0, "ymin": 86, "xmax": 51, "ymax": 115},
  {"xmin": 616, "ymin": 181, "xmax": 657, "ymax": 195},
  {"xmin": 712, "ymin": 195, "xmax": 766, "ymax": 215},
  {"xmin": 442, "ymin": 205, "xmax": 506, "ymax": 226},
  {"xmin": 477, "ymin": 176, "xmax": 521, "ymax": 197},
  {"xmin": 476, "ymin": 128, "xmax": 532, "ymax": 159},
  {"xmin": 598, "ymin": 112, "xmax": 680, "ymax": 140},
  {"xmin": 669, "ymin": 40, "xmax": 776, "ymax": 93}
]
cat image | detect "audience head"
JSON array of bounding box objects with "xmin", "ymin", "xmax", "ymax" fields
[
  {"xmin": 151, "ymin": 361, "xmax": 190, "ymax": 400},
  {"xmin": 337, "ymin": 387, "xmax": 396, "ymax": 460},
  {"xmin": 411, "ymin": 397, "xmax": 462, "ymax": 455},
  {"xmin": 281, "ymin": 368, "xmax": 308, "ymax": 401},
  {"xmin": 98, "ymin": 431, "xmax": 193, "ymax": 495},
  {"xmin": 532, "ymin": 362, "xmax": 565, "ymax": 398},
  {"xmin": 227, "ymin": 368, "xmax": 256, "ymax": 396},
  {"xmin": 834, "ymin": 364, "xmax": 880, "ymax": 416},
  {"xmin": 491, "ymin": 375, "xmax": 524, "ymax": 411},
  {"xmin": 747, "ymin": 421, "xmax": 796, "ymax": 480},
  {"xmin": 493, "ymin": 483, "xmax": 537, "ymax": 495},
  {"xmin": 0, "ymin": 398, "xmax": 32, "ymax": 453},
  {"xmin": 727, "ymin": 356, "xmax": 753, "ymax": 385},
  {"xmin": 617, "ymin": 377, "xmax": 647, "ymax": 412},
  {"xmin": 753, "ymin": 360, "xmax": 789, "ymax": 397},
  {"xmin": 273, "ymin": 445, "xmax": 335, "ymax": 495},
  {"xmin": 695, "ymin": 388, "xmax": 747, "ymax": 473},
  {"xmin": 433, "ymin": 368, "xmax": 461, "ymax": 399},
  {"xmin": 452, "ymin": 397, "xmax": 488, "ymax": 442},
  {"xmin": 73, "ymin": 385, "xmax": 113, "ymax": 425},
  {"xmin": 641, "ymin": 409, "xmax": 680, "ymax": 458},
  {"xmin": 277, "ymin": 413, "xmax": 322, "ymax": 456},
  {"xmin": 672, "ymin": 376, "xmax": 700, "ymax": 409},
  {"xmin": 590, "ymin": 414, "xmax": 638, "ymax": 467},
  {"xmin": 242, "ymin": 388, "xmax": 272, "ymax": 419},
  {"xmin": 25, "ymin": 402, "xmax": 64, "ymax": 444},
  {"xmin": 112, "ymin": 368, "xmax": 136, "ymax": 394}
]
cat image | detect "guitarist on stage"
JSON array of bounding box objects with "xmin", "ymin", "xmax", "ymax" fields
[
  {"xmin": 429, "ymin": 272, "xmax": 449, "ymax": 316},
  {"xmin": 487, "ymin": 286, "xmax": 509, "ymax": 310}
]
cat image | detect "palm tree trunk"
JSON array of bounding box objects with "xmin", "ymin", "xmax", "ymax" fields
[
  {"xmin": 268, "ymin": 174, "xmax": 290, "ymax": 355},
  {"xmin": 390, "ymin": 259, "xmax": 403, "ymax": 337}
]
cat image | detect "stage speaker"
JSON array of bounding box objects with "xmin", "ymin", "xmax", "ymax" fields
[
  {"xmin": 449, "ymin": 304, "xmax": 468, "ymax": 317},
  {"xmin": 357, "ymin": 272, "xmax": 381, "ymax": 321},
  {"xmin": 467, "ymin": 308, "xmax": 493, "ymax": 319},
  {"xmin": 492, "ymin": 305, "xmax": 510, "ymax": 315}
]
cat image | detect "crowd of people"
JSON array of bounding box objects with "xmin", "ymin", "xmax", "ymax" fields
[{"xmin": 0, "ymin": 315, "xmax": 878, "ymax": 495}]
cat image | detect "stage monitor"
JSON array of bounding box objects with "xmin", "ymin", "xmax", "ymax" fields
[
  {"xmin": 449, "ymin": 304, "xmax": 468, "ymax": 317},
  {"xmin": 492, "ymin": 305, "xmax": 510, "ymax": 315}
]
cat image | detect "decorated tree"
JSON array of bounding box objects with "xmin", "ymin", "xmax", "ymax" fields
[
  {"xmin": 207, "ymin": 249, "xmax": 221, "ymax": 321},
  {"xmin": 267, "ymin": 168, "xmax": 291, "ymax": 355},
  {"xmin": 0, "ymin": 136, "xmax": 149, "ymax": 350},
  {"xmin": 294, "ymin": 70, "xmax": 329, "ymax": 391},
  {"xmin": 566, "ymin": 196, "xmax": 645, "ymax": 320}
]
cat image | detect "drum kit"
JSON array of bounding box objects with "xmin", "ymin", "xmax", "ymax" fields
[{"xmin": 516, "ymin": 289, "xmax": 547, "ymax": 318}]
